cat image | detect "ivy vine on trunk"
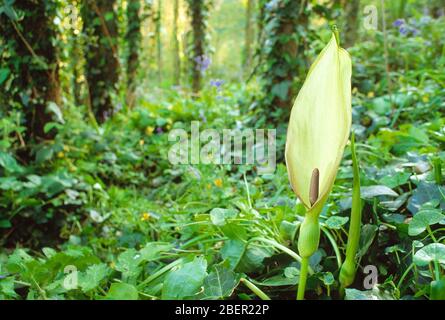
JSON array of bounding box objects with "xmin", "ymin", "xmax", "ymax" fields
[
  {"xmin": 82, "ymin": 0, "xmax": 119, "ymax": 123},
  {"xmin": 126, "ymin": 0, "xmax": 142, "ymax": 108},
  {"xmin": 259, "ymin": 0, "xmax": 308, "ymax": 122},
  {"xmin": 0, "ymin": 0, "xmax": 61, "ymax": 142},
  {"xmin": 186, "ymin": 0, "xmax": 211, "ymax": 93}
]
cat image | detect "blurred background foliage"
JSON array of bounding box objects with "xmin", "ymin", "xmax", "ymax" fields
[{"xmin": 0, "ymin": 0, "xmax": 445, "ymax": 300}]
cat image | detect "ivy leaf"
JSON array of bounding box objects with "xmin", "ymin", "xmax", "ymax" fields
[
  {"xmin": 106, "ymin": 283, "xmax": 139, "ymax": 300},
  {"xmin": 414, "ymin": 243, "xmax": 445, "ymax": 267},
  {"xmin": 271, "ymin": 81, "xmax": 291, "ymax": 101},
  {"xmin": 379, "ymin": 172, "xmax": 411, "ymax": 188},
  {"xmin": 162, "ymin": 257, "xmax": 208, "ymax": 300},
  {"xmin": 140, "ymin": 242, "xmax": 173, "ymax": 261},
  {"xmin": 0, "ymin": 68, "xmax": 10, "ymax": 85},
  {"xmin": 2, "ymin": 1, "xmax": 18, "ymax": 21},
  {"xmin": 319, "ymin": 272, "xmax": 335, "ymax": 286},
  {"xmin": 408, "ymin": 209, "xmax": 445, "ymax": 236},
  {"xmin": 79, "ymin": 263, "xmax": 110, "ymax": 292},
  {"xmin": 345, "ymin": 288, "xmax": 394, "ymax": 300},
  {"xmin": 114, "ymin": 249, "xmax": 142, "ymax": 279},
  {"xmin": 210, "ymin": 208, "xmax": 238, "ymax": 226},
  {"xmin": 47, "ymin": 102, "xmax": 65, "ymax": 124},
  {"xmin": 325, "ymin": 216, "xmax": 349, "ymax": 229},
  {"xmin": 0, "ymin": 151, "xmax": 23, "ymax": 174}
]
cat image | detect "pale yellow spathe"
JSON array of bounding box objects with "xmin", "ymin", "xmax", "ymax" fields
[{"xmin": 285, "ymin": 34, "xmax": 352, "ymax": 215}]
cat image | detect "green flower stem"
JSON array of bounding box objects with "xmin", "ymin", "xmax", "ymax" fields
[
  {"xmin": 297, "ymin": 257, "xmax": 309, "ymax": 300},
  {"xmin": 240, "ymin": 278, "xmax": 271, "ymax": 300},
  {"xmin": 297, "ymin": 212, "xmax": 320, "ymax": 300},
  {"xmin": 321, "ymin": 226, "xmax": 342, "ymax": 268},
  {"xmin": 340, "ymin": 133, "xmax": 362, "ymax": 294}
]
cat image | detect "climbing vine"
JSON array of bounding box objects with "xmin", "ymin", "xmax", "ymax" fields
[{"xmin": 185, "ymin": 0, "xmax": 212, "ymax": 93}]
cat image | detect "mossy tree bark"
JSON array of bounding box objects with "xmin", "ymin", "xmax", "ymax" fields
[
  {"xmin": 154, "ymin": 0, "xmax": 163, "ymax": 86},
  {"xmin": 82, "ymin": 0, "xmax": 119, "ymax": 123},
  {"xmin": 343, "ymin": 0, "xmax": 360, "ymax": 48},
  {"xmin": 244, "ymin": 0, "xmax": 255, "ymax": 76},
  {"xmin": 126, "ymin": 0, "xmax": 142, "ymax": 108},
  {"xmin": 0, "ymin": 0, "xmax": 60, "ymax": 141},
  {"xmin": 186, "ymin": 0, "xmax": 210, "ymax": 93},
  {"xmin": 172, "ymin": 0, "xmax": 181, "ymax": 86}
]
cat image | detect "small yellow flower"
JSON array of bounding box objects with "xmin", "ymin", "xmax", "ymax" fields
[
  {"xmin": 367, "ymin": 91, "xmax": 375, "ymax": 98},
  {"xmin": 57, "ymin": 151, "xmax": 65, "ymax": 158},
  {"xmin": 422, "ymin": 95, "xmax": 429, "ymax": 103},
  {"xmin": 206, "ymin": 183, "xmax": 211, "ymax": 189},
  {"xmin": 145, "ymin": 126, "xmax": 155, "ymax": 136},
  {"xmin": 141, "ymin": 212, "xmax": 150, "ymax": 221},
  {"xmin": 139, "ymin": 139, "xmax": 145, "ymax": 146},
  {"xmin": 214, "ymin": 178, "xmax": 223, "ymax": 188}
]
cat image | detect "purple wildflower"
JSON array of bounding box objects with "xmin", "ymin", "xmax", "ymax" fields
[
  {"xmin": 393, "ymin": 19, "xmax": 405, "ymax": 27},
  {"xmin": 411, "ymin": 28, "xmax": 420, "ymax": 36},
  {"xmin": 156, "ymin": 127, "xmax": 163, "ymax": 134},
  {"xmin": 419, "ymin": 16, "xmax": 431, "ymax": 25},
  {"xmin": 194, "ymin": 55, "xmax": 211, "ymax": 73},
  {"xmin": 399, "ymin": 26, "xmax": 409, "ymax": 35},
  {"xmin": 210, "ymin": 79, "xmax": 224, "ymax": 89}
]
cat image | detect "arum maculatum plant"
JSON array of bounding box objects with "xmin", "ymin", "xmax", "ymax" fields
[{"xmin": 285, "ymin": 30, "xmax": 353, "ymax": 300}]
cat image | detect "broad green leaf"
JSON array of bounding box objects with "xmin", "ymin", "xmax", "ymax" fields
[
  {"xmin": 285, "ymin": 34, "xmax": 351, "ymax": 216},
  {"xmin": 360, "ymin": 185, "xmax": 398, "ymax": 199},
  {"xmin": 408, "ymin": 209, "xmax": 445, "ymax": 236},
  {"xmin": 236, "ymin": 244, "xmax": 274, "ymax": 273},
  {"xmin": 201, "ymin": 265, "xmax": 240, "ymax": 299},
  {"xmin": 414, "ymin": 243, "xmax": 445, "ymax": 267},
  {"xmin": 379, "ymin": 172, "xmax": 411, "ymax": 188},
  {"xmin": 106, "ymin": 283, "xmax": 139, "ymax": 300},
  {"xmin": 162, "ymin": 256, "xmax": 208, "ymax": 300},
  {"xmin": 325, "ymin": 216, "xmax": 349, "ymax": 229},
  {"xmin": 221, "ymin": 240, "xmax": 246, "ymax": 270}
]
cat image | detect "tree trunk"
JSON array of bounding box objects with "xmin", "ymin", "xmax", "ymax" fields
[
  {"xmin": 126, "ymin": 0, "xmax": 142, "ymax": 108},
  {"xmin": 344, "ymin": 0, "xmax": 360, "ymax": 48},
  {"xmin": 155, "ymin": 0, "xmax": 163, "ymax": 86},
  {"xmin": 0, "ymin": 0, "xmax": 60, "ymax": 141},
  {"xmin": 260, "ymin": 0, "xmax": 308, "ymax": 119},
  {"xmin": 172, "ymin": 0, "xmax": 181, "ymax": 86},
  {"xmin": 244, "ymin": 0, "xmax": 255, "ymax": 76},
  {"xmin": 82, "ymin": 0, "xmax": 119, "ymax": 123},
  {"xmin": 187, "ymin": 0, "xmax": 207, "ymax": 93}
]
